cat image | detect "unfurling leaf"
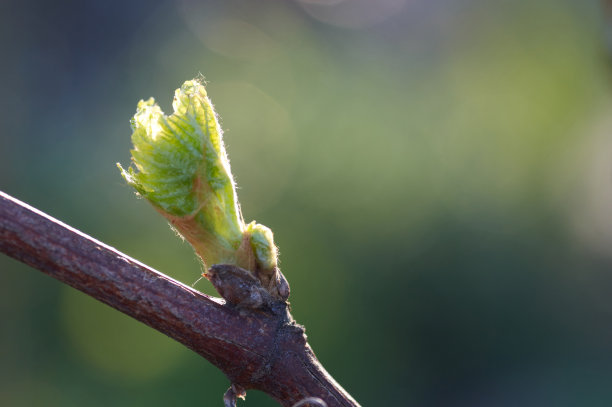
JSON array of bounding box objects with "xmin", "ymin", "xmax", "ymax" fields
[{"xmin": 118, "ymin": 79, "xmax": 288, "ymax": 300}]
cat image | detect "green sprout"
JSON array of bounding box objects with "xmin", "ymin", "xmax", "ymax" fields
[{"xmin": 118, "ymin": 79, "xmax": 287, "ymax": 299}]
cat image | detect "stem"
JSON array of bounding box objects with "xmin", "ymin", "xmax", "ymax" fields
[{"xmin": 0, "ymin": 190, "xmax": 360, "ymax": 407}]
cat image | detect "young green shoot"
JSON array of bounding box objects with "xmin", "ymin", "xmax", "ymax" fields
[{"xmin": 118, "ymin": 79, "xmax": 288, "ymax": 300}]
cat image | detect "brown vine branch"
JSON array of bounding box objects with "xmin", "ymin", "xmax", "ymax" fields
[{"xmin": 0, "ymin": 190, "xmax": 360, "ymax": 407}]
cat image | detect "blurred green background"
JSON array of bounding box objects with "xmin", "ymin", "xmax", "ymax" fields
[{"xmin": 2, "ymin": 0, "xmax": 612, "ymax": 405}]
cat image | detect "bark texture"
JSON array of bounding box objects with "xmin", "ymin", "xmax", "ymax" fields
[{"xmin": 0, "ymin": 191, "xmax": 360, "ymax": 407}]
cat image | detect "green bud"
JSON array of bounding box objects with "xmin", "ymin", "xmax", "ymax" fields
[
  {"xmin": 118, "ymin": 79, "xmax": 282, "ymax": 299},
  {"xmin": 118, "ymin": 79, "xmax": 243, "ymax": 266},
  {"xmin": 246, "ymin": 222, "xmax": 278, "ymax": 273}
]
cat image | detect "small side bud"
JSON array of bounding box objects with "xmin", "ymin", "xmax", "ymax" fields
[
  {"xmin": 246, "ymin": 222, "xmax": 278, "ymax": 273},
  {"xmin": 276, "ymin": 268, "xmax": 290, "ymax": 301}
]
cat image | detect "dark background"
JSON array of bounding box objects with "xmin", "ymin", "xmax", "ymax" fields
[{"xmin": 2, "ymin": 0, "xmax": 612, "ymax": 406}]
